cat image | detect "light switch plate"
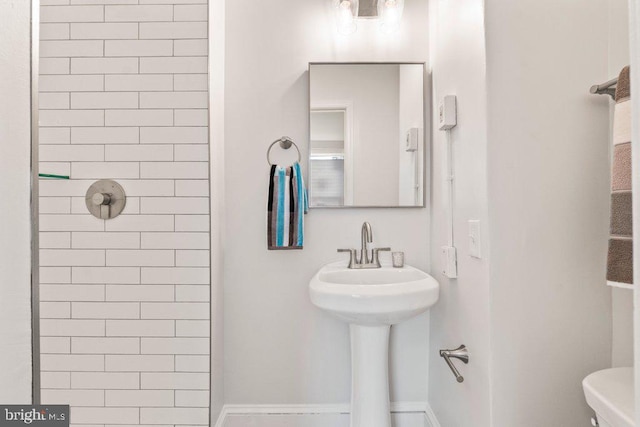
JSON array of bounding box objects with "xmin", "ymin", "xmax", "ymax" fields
[{"xmin": 468, "ymin": 220, "xmax": 481, "ymax": 259}]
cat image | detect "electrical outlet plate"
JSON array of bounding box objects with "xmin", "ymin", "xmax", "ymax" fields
[
  {"xmin": 438, "ymin": 95, "xmax": 457, "ymax": 130},
  {"xmin": 441, "ymin": 246, "xmax": 458, "ymax": 278},
  {"xmin": 405, "ymin": 128, "xmax": 419, "ymax": 152},
  {"xmin": 468, "ymin": 220, "xmax": 481, "ymax": 259}
]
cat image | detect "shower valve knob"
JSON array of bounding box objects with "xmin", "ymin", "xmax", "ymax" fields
[
  {"xmin": 91, "ymin": 192, "xmax": 112, "ymax": 206},
  {"xmin": 86, "ymin": 180, "xmax": 126, "ymax": 220}
]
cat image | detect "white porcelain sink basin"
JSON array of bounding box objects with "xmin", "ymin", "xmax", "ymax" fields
[
  {"xmin": 309, "ymin": 261, "xmax": 439, "ymax": 427},
  {"xmin": 309, "ymin": 262, "xmax": 439, "ymax": 326},
  {"xmin": 583, "ymin": 367, "xmax": 634, "ymax": 427}
]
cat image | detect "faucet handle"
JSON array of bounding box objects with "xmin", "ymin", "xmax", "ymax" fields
[
  {"xmin": 337, "ymin": 248, "xmax": 357, "ymax": 269},
  {"xmin": 372, "ymin": 247, "xmax": 391, "ymax": 267}
]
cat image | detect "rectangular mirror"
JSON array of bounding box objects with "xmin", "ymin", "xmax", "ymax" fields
[{"xmin": 309, "ymin": 63, "xmax": 426, "ymax": 208}]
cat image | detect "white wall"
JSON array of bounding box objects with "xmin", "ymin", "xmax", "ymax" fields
[
  {"xmin": 485, "ymin": 0, "xmax": 612, "ymax": 425},
  {"xmin": 0, "ymin": 0, "xmax": 33, "ymax": 403},
  {"xmin": 224, "ymin": 0, "xmax": 430, "ymax": 405},
  {"xmin": 429, "ymin": 0, "xmax": 618, "ymax": 425},
  {"xmin": 427, "ymin": 0, "xmax": 492, "ymax": 425},
  {"xmin": 210, "ymin": 0, "xmax": 225, "ymax": 421},
  {"xmin": 608, "ymin": 0, "xmax": 633, "ymax": 368}
]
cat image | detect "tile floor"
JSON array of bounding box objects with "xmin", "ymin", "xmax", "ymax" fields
[{"xmin": 223, "ymin": 412, "xmax": 430, "ymax": 427}]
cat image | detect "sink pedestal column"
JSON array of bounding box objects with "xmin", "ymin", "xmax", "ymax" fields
[{"xmin": 350, "ymin": 324, "xmax": 391, "ymax": 427}]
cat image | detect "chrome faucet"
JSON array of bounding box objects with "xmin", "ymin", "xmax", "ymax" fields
[
  {"xmin": 338, "ymin": 221, "xmax": 391, "ymax": 269},
  {"xmin": 360, "ymin": 221, "xmax": 373, "ymax": 264}
]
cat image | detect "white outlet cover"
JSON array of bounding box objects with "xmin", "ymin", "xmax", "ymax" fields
[
  {"xmin": 441, "ymin": 245, "xmax": 458, "ymax": 278},
  {"xmin": 468, "ymin": 220, "xmax": 481, "ymax": 259}
]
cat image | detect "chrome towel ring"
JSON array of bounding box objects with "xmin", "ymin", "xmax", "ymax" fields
[{"xmin": 267, "ymin": 136, "xmax": 302, "ymax": 166}]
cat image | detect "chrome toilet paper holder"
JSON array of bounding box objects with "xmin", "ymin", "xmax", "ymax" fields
[{"xmin": 440, "ymin": 345, "xmax": 469, "ymax": 383}]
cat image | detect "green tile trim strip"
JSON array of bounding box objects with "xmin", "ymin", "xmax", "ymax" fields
[{"xmin": 38, "ymin": 173, "xmax": 70, "ymax": 180}]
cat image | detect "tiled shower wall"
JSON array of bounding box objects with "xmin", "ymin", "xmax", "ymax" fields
[{"xmin": 37, "ymin": 1, "xmax": 210, "ymax": 426}]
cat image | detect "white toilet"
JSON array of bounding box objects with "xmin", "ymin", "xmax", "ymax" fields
[{"xmin": 582, "ymin": 367, "xmax": 634, "ymax": 427}]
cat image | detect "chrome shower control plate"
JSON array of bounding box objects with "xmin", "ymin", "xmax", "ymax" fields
[{"xmin": 85, "ymin": 180, "xmax": 126, "ymax": 220}]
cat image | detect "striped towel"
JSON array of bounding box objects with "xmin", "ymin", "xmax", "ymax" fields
[
  {"xmin": 607, "ymin": 66, "xmax": 632, "ymax": 285},
  {"xmin": 267, "ymin": 162, "xmax": 309, "ymax": 250}
]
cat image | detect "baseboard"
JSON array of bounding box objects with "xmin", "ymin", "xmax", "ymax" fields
[
  {"xmin": 213, "ymin": 406, "xmax": 228, "ymax": 427},
  {"xmin": 214, "ymin": 402, "xmax": 440, "ymax": 427},
  {"xmin": 424, "ymin": 404, "xmax": 441, "ymax": 427}
]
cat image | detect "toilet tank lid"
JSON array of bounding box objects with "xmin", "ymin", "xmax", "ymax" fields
[{"xmin": 583, "ymin": 367, "xmax": 634, "ymax": 427}]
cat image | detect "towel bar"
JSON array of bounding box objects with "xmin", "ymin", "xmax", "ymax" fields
[
  {"xmin": 267, "ymin": 136, "xmax": 302, "ymax": 166},
  {"xmin": 590, "ymin": 77, "xmax": 618, "ymax": 99}
]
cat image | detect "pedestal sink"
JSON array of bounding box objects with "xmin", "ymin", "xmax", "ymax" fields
[{"xmin": 309, "ymin": 261, "xmax": 439, "ymax": 427}]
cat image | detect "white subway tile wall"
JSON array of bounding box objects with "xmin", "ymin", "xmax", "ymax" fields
[{"xmin": 38, "ymin": 1, "xmax": 210, "ymax": 426}]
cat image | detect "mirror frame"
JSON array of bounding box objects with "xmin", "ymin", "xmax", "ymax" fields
[{"xmin": 308, "ymin": 62, "xmax": 428, "ymax": 209}]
